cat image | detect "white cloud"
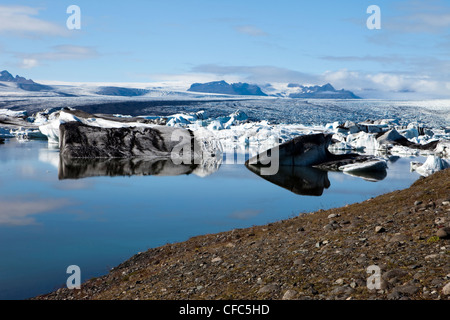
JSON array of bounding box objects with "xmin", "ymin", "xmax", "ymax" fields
[
  {"xmin": 234, "ymin": 25, "xmax": 268, "ymax": 37},
  {"xmin": 16, "ymin": 45, "xmax": 99, "ymax": 69},
  {"xmin": 19, "ymin": 58, "xmax": 39, "ymax": 69},
  {"xmin": 229, "ymin": 209, "xmax": 263, "ymax": 220},
  {"xmin": 0, "ymin": 5, "xmax": 68, "ymax": 37},
  {"xmin": 385, "ymin": 0, "xmax": 450, "ymax": 34},
  {"xmin": 191, "ymin": 64, "xmax": 317, "ymax": 84},
  {"xmin": 0, "ymin": 197, "xmax": 72, "ymax": 226},
  {"xmin": 323, "ymin": 69, "xmax": 450, "ymax": 98}
]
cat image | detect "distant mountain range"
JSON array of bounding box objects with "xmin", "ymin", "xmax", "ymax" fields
[
  {"xmin": 0, "ymin": 70, "xmax": 52, "ymax": 91},
  {"xmin": 188, "ymin": 80, "xmax": 267, "ymax": 96},
  {"xmin": 282, "ymin": 83, "xmax": 360, "ymax": 99},
  {"xmin": 188, "ymin": 80, "xmax": 360, "ymax": 99},
  {"xmin": 0, "ymin": 70, "xmax": 360, "ymax": 99}
]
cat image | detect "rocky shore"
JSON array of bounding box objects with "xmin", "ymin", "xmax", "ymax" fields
[{"xmin": 35, "ymin": 169, "xmax": 450, "ymax": 300}]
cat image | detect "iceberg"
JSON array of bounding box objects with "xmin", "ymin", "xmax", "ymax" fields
[{"xmin": 411, "ymin": 155, "xmax": 450, "ymax": 177}]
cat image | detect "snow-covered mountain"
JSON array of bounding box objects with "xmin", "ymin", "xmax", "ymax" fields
[
  {"xmin": 187, "ymin": 80, "xmax": 360, "ymax": 99},
  {"xmin": 260, "ymin": 82, "xmax": 361, "ymax": 99},
  {"xmin": 0, "ymin": 70, "xmax": 358, "ymax": 99},
  {"xmin": 188, "ymin": 80, "xmax": 268, "ymax": 96},
  {"xmin": 0, "ymin": 70, "xmax": 52, "ymax": 91}
]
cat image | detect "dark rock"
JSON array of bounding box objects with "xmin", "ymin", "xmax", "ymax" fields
[
  {"xmin": 257, "ymin": 283, "xmax": 280, "ymax": 294},
  {"xmin": 389, "ymin": 234, "xmax": 411, "ymax": 243},
  {"xmin": 382, "ymin": 269, "xmax": 409, "ymax": 282},
  {"xmin": 436, "ymin": 227, "xmax": 450, "ymax": 239},
  {"xmin": 330, "ymin": 286, "xmax": 355, "ymax": 296},
  {"xmin": 387, "ymin": 291, "xmax": 402, "ymax": 300},
  {"xmin": 392, "ymin": 285, "xmax": 419, "ymax": 296}
]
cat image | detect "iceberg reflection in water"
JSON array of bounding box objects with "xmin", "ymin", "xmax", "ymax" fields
[
  {"xmin": 342, "ymin": 169, "xmax": 387, "ymax": 182},
  {"xmin": 58, "ymin": 156, "xmax": 220, "ymax": 180},
  {"xmin": 246, "ymin": 164, "xmax": 331, "ymax": 196},
  {"xmin": 246, "ymin": 163, "xmax": 387, "ymax": 196}
]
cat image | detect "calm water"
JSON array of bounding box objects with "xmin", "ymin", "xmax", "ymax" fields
[{"xmin": 0, "ymin": 139, "xmax": 423, "ymax": 299}]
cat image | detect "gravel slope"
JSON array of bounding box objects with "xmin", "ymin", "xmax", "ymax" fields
[{"xmin": 34, "ymin": 169, "xmax": 450, "ymax": 300}]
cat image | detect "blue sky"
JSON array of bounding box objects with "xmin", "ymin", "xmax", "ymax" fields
[{"xmin": 1, "ymin": 0, "xmax": 449, "ymax": 98}]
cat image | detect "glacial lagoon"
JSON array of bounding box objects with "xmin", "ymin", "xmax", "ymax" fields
[{"xmin": 0, "ymin": 139, "xmax": 424, "ymax": 299}]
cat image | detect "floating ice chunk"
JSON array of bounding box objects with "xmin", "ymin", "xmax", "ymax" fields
[
  {"xmin": 39, "ymin": 111, "xmax": 80, "ymax": 144},
  {"xmin": 390, "ymin": 145, "xmax": 419, "ymax": 156},
  {"xmin": 339, "ymin": 159, "xmax": 387, "ymax": 173},
  {"xmin": 329, "ymin": 141, "xmax": 354, "ymax": 151},
  {"xmin": 411, "ymin": 155, "xmax": 450, "ymax": 177},
  {"xmin": 0, "ymin": 109, "xmax": 27, "ymax": 118},
  {"xmin": 0, "ymin": 127, "xmax": 13, "ymax": 138},
  {"xmin": 207, "ymin": 120, "xmax": 224, "ymax": 131},
  {"xmin": 195, "ymin": 110, "xmax": 208, "ymax": 120},
  {"xmin": 346, "ymin": 131, "xmax": 379, "ymax": 151},
  {"xmin": 166, "ymin": 113, "xmax": 196, "ymax": 126},
  {"xmin": 399, "ymin": 127, "xmax": 419, "ymax": 140},
  {"xmin": 10, "ymin": 127, "xmax": 45, "ymax": 142},
  {"xmin": 435, "ymin": 140, "xmax": 450, "ymax": 157},
  {"xmin": 325, "ymin": 121, "xmax": 340, "ymax": 132}
]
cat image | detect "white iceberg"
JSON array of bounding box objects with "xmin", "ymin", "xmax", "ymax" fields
[{"xmin": 411, "ymin": 155, "xmax": 450, "ymax": 177}]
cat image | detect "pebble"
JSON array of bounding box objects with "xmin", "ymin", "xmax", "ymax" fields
[
  {"xmin": 443, "ymin": 282, "xmax": 450, "ymax": 295},
  {"xmin": 282, "ymin": 289, "xmax": 297, "ymax": 300},
  {"xmin": 436, "ymin": 227, "xmax": 450, "ymax": 239},
  {"xmin": 393, "ymin": 285, "xmax": 419, "ymax": 295},
  {"xmin": 375, "ymin": 226, "xmax": 386, "ymax": 233},
  {"xmin": 414, "ymin": 201, "xmax": 423, "ymax": 206},
  {"xmin": 258, "ymin": 283, "xmax": 279, "ymax": 294}
]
